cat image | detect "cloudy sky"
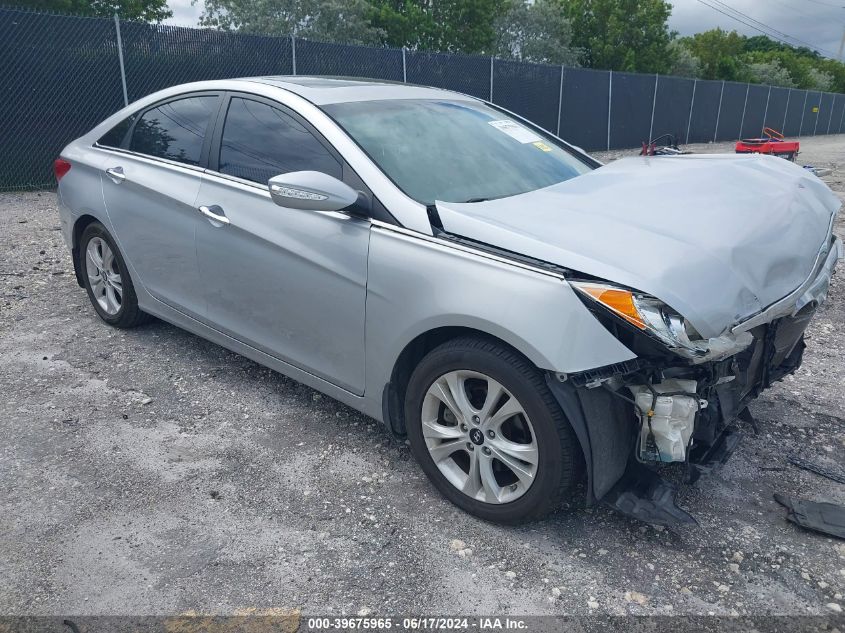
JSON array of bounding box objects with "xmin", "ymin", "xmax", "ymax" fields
[{"xmin": 165, "ymin": 0, "xmax": 845, "ymax": 60}]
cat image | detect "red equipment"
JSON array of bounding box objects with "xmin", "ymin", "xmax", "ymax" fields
[{"xmin": 735, "ymin": 127, "xmax": 799, "ymax": 161}]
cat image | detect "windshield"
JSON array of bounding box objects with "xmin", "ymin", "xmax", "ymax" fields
[{"xmin": 322, "ymin": 99, "xmax": 592, "ymax": 205}]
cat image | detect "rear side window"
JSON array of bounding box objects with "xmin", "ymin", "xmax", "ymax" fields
[
  {"xmin": 129, "ymin": 96, "xmax": 217, "ymax": 165},
  {"xmin": 218, "ymin": 97, "xmax": 341, "ymax": 184},
  {"xmin": 98, "ymin": 115, "xmax": 136, "ymax": 148}
]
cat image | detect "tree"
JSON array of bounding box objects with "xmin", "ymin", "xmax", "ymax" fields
[
  {"xmin": 667, "ymin": 39, "xmax": 700, "ymax": 78},
  {"xmin": 744, "ymin": 59, "xmax": 795, "ymax": 88},
  {"xmin": 367, "ymin": 1, "xmax": 437, "ymax": 49},
  {"xmin": 561, "ymin": 0, "xmax": 672, "ymax": 73},
  {"xmin": 493, "ymin": 0, "xmax": 580, "ymax": 65},
  {"xmin": 743, "ymin": 35, "xmax": 821, "ymax": 61},
  {"xmin": 369, "ymin": 0, "xmax": 510, "ymax": 54},
  {"xmin": 815, "ymin": 58, "xmax": 845, "ymax": 93},
  {"xmin": 18, "ymin": 0, "xmax": 170, "ymax": 21},
  {"xmin": 806, "ymin": 67, "xmax": 834, "ymax": 91},
  {"xmin": 199, "ymin": 0, "xmax": 384, "ymax": 44},
  {"xmin": 677, "ymin": 29, "xmax": 744, "ymax": 80},
  {"xmin": 675, "ymin": 29, "xmax": 845, "ymax": 92}
]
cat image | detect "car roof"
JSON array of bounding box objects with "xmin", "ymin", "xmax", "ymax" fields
[{"xmin": 235, "ymin": 75, "xmax": 479, "ymax": 105}]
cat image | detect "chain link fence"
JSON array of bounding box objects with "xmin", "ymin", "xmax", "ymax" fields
[{"xmin": 3, "ymin": 5, "xmax": 845, "ymax": 191}]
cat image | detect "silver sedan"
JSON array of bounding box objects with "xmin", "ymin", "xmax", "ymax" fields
[{"xmin": 55, "ymin": 77, "xmax": 842, "ymax": 525}]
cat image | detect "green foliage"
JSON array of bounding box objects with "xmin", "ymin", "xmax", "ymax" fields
[
  {"xmin": 199, "ymin": 0, "xmax": 581, "ymax": 60},
  {"xmin": 368, "ymin": 0, "xmax": 510, "ymax": 54},
  {"xmin": 806, "ymin": 67, "xmax": 835, "ymax": 91},
  {"xmin": 17, "ymin": 0, "xmax": 171, "ymax": 21},
  {"xmin": 678, "ymin": 28, "xmax": 744, "ymax": 80},
  {"xmin": 493, "ymin": 0, "xmax": 581, "ymax": 65},
  {"xmin": 744, "ymin": 59, "xmax": 795, "ymax": 88},
  {"xmin": 200, "ymin": 0, "xmax": 384, "ymax": 44},
  {"xmin": 667, "ymin": 39, "xmax": 700, "ymax": 78},
  {"xmin": 676, "ymin": 28, "xmax": 845, "ymax": 92},
  {"xmin": 561, "ymin": 0, "xmax": 673, "ymax": 73}
]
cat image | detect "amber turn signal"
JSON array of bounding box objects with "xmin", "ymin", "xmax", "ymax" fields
[{"xmin": 571, "ymin": 284, "xmax": 647, "ymax": 330}]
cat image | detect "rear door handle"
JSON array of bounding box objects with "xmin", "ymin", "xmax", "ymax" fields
[
  {"xmin": 198, "ymin": 204, "xmax": 230, "ymax": 226},
  {"xmin": 105, "ymin": 166, "xmax": 125, "ymax": 183}
]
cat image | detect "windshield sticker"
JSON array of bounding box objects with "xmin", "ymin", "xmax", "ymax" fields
[
  {"xmin": 488, "ymin": 120, "xmax": 542, "ymax": 144},
  {"xmin": 532, "ymin": 141, "xmax": 552, "ymax": 152}
]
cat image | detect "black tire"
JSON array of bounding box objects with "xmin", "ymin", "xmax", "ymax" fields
[
  {"xmin": 79, "ymin": 222, "xmax": 150, "ymax": 328},
  {"xmin": 405, "ymin": 337, "xmax": 581, "ymax": 524}
]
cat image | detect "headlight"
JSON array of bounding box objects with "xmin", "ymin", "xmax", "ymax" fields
[{"xmin": 570, "ymin": 281, "xmax": 751, "ymax": 362}]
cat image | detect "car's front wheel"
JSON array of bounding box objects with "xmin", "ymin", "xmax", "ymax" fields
[
  {"xmin": 405, "ymin": 337, "xmax": 580, "ymax": 524},
  {"xmin": 79, "ymin": 222, "xmax": 149, "ymax": 328}
]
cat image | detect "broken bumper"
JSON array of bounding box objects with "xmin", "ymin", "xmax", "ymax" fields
[{"xmin": 547, "ymin": 236, "xmax": 841, "ymax": 525}]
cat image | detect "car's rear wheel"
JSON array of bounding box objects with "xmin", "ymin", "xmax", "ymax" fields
[
  {"xmin": 80, "ymin": 222, "xmax": 149, "ymax": 328},
  {"xmin": 405, "ymin": 337, "xmax": 580, "ymax": 524}
]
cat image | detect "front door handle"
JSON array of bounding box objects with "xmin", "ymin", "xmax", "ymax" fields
[
  {"xmin": 198, "ymin": 204, "xmax": 230, "ymax": 226},
  {"xmin": 105, "ymin": 166, "xmax": 125, "ymax": 184}
]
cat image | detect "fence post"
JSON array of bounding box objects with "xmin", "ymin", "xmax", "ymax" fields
[
  {"xmin": 685, "ymin": 78, "xmax": 697, "ymax": 144},
  {"xmin": 813, "ymin": 94, "xmax": 820, "ymax": 136},
  {"xmin": 113, "ymin": 13, "xmax": 128, "ymax": 107},
  {"xmin": 798, "ymin": 90, "xmax": 808, "ymax": 137},
  {"xmin": 648, "ymin": 74, "xmax": 658, "ymax": 143},
  {"xmin": 713, "ymin": 80, "xmax": 725, "ymax": 142},
  {"xmin": 762, "ymin": 85, "xmax": 771, "ymax": 131},
  {"xmin": 739, "ymin": 83, "xmax": 750, "ymax": 138},
  {"xmin": 606, "ymin": 70, "xmax": 612, "ymax": 151},
  {"xmin": 489, "ymin": 56, "xmax": 494, "ymax": 102},
  {"xmin": 826, "ymin": 94, "xmax": 835, "ymax": 134},
  {"xmin": 291, "ymin": 34, "xmax": 297, "ymax": 75},
  {"xmin": 782, "ymin": 88, "xmax": 791, "ymax": 133},
  {"xmin": 839, "ymin": 99, "xmax": 845, "ymax": 133},
  {"xmin": 556, "ymin": 65, "xmax": 564, "ymax": 137},
  {"xmin": 402, "ymin": 47, "xmax": 407, "ymax": 83}
]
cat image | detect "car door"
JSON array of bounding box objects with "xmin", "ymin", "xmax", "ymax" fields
[
  {"xmin": 195, "ymin": 94, "xmax": 370, "ymax": 395},
  {"xmin": 99, "ymin": 92, "xmax": 221, "ymax": 319}
]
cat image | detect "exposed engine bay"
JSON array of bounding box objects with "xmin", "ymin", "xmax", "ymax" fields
[
  {"xmin": 630, "ymin": 379, "xmax": 705, "ymax": 464},
  {"xmin": 547, "ymin": 301, "xmax": 817, "ymax": 527}
]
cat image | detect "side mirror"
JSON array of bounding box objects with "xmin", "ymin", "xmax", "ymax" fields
[{"xmin": 268, "ymin": 171, "xmax": 358, "ymax": 212}]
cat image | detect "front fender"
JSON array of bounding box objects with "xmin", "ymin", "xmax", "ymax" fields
[{"xmin": 364, "ymin": 225, "xmax": 636, "ymax": 402}]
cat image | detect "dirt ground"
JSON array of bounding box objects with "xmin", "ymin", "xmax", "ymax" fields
[{"xmin": 1, "ymin": 135, "xmax": 844, "ymax": 619}]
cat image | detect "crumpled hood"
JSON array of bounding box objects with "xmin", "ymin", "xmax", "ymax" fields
[{"xmin": 436, "ymin": 154, "xmax": 840, "ymax": 338}]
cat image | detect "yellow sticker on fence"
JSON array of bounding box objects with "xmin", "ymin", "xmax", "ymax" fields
[
  {"xmin": 812, "ymin": 106, "xmax": 819, "ymax": 112},
  {"xmin": 532, "ymin": 141, "xmax": 553, "ymax": 152}
]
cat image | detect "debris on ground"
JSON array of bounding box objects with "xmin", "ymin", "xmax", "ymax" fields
[
  {"xmin": 789, "ymin": 455, "xmax": 845, "ymax": 484},
  {"xmin": 774, "ymin": 494, "xmax": 845, "ymax": 540}
]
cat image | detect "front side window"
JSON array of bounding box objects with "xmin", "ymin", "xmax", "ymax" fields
[
  {"xmin": 129, "ymin": 96, "xmax": 217, "ymax": 165},
  {"xmin": 323, "ymin": 99, "xmax": 592, "ymax": 205},
  {"xmin": 218, "ymin": 97, "xmax": 342, "ymax": 184}
]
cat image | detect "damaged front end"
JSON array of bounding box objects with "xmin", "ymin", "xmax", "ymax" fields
[
  {"xmin": 432, "ymin": 151, "xmax": 843, "ymax": 527},
  {"xmin": 546, "ymin": 239, "xmax": 841, "ymax": 527}
]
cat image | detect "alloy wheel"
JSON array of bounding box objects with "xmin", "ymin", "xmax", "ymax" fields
[
  {"xmin": 85, "ymin": 237, "xmax": 123, "ymax": 315},
  {"xmin": 421, "ymin": 370, "xmax": 538, "ymax": 504}
]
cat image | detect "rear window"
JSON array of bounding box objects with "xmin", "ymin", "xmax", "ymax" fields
[
  {"xmin": 128, "ymin": 96, "xmax": 217, "ymax": 166},
  {"xmin": 97, "ymin": 115, "xmax": 135, "ymax": 148}
]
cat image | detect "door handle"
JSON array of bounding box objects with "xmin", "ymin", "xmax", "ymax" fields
[
  {"xmin": 105, "ymin": 166, "xmax": 125, "ymax": 183},
  {"xmin": 198, "ymin": 205, "xmax": 230, "ymax": 225}
]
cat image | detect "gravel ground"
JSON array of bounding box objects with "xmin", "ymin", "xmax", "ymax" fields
[{"xmin": 1, "ymin": 135, "xmax": 844, "ymax": 619}]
